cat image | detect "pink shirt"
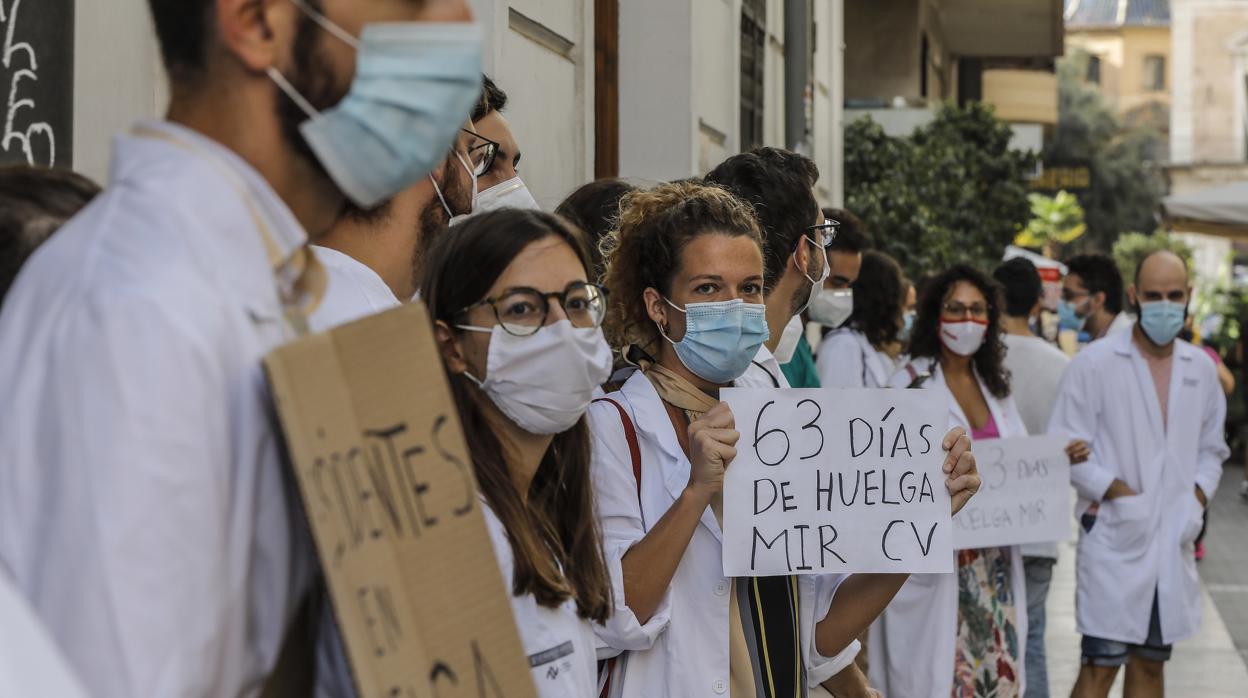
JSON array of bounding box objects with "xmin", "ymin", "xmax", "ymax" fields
[
  {"xmin": 1140, "ymin": 345, "xmax": 1174, "ymax": 430},
  {"xmin": 971, "ymin": 413, "xmax": 1000, "ymax": 441}
]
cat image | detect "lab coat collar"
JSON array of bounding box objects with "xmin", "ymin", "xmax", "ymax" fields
[
  {"xmin": 620, "ymin": 372, "xmax": 723, "ymax": 541},
  {"xmin": 122, "ymin": 120, "xmax": 312, "ymax": 323},
  {"xmin": 919, "ymin": 358, "xmax": 1012, "ymax": 436},
  {"xmin": 1115, "ymin": 330, "xmax": 1195, "ymax": 443}
]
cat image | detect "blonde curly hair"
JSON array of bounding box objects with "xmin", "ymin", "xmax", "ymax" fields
[{"xmin": 600, "ymin": 180, "xmax": 764, "ymax": 354}]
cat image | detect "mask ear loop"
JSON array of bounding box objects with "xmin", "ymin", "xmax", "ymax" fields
[
  {"xmin": 655, "ymin": 298, "xmax": 686, "ymax": 345},
  {"xmin": 289, "ymin": 0, "xmax": 361, "ymax": 49},
  {"xmin": 266, "ymin": 67, "xmax": 320, "ymax": 119}
]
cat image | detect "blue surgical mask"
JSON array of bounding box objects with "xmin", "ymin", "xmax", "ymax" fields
[
  {"xmin": 1138, "ymin": 301, "xmax": 1186, "ymax": 346},
  {"xmin": 660, "ymin": 299, "xmax": 770, "ymax": 384},
  {"xmin": 899, "ymin": 311, "xmax": 916, "ymax": 342},
  {"xmin": 268, "ymin": 2, "xmax": 483, "ymax": 208},
  {"xmin": 1057, "ymin": 300, "xmax": 1087, "ymax": 332}
]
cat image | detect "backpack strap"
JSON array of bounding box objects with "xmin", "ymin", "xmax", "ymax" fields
[
  {"xmin": 904, "ymin": 362, "xmax": 932, "ymax": 390},
  {"xmin": 592, "ymin": 397, "xmax": 642, "ymax": 698},
  {"xmin": 593, "ymin": 397, "xmax": 641, "ymax": 498}
]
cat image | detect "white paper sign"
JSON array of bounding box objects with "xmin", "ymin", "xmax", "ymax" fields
[
  {"xmin": 720, "ymin": 388, "xmax": 953, "ymax": 577},
  {"xmin": 952, "ymin": 435, "xmax": 1072, "ymax": 549}
]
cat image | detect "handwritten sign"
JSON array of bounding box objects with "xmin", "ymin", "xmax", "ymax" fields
[
  {"xmin": 952, "ymin": 435, "xmax": 1071, "ymax": 549},
  {"xmin": 720, "ymin": 388, "xmax": 954, "ymax": 576},
  {"xmin": 264, "ymin": 303, "xmax": 537, "ymax": 698},
  {"xmin": 0, "ymin": 0, "xmax": 73, "ymax": 167}
]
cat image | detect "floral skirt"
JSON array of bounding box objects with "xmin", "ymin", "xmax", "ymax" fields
[{"xmin": 952, "ymin": 547, "xmax": 1021, "ymax": 698}]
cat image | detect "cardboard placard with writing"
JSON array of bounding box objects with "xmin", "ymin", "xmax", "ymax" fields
[
  {"xmin": 264, "ymin": 303, "xmax": 537, "ymax": 698},
  {"xmin": 952, "ymin": 435, "xmax": 1072, "ymax": 549},
  {"xmin": 720, "ymin": 388, "xmax": 954, "ymax": 577}
]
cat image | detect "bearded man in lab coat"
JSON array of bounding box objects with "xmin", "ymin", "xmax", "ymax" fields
[
  {"xmin": 0, "ymin": 0, "xmax": 480, "ymax": 695},
  {"xmin": 1050, "ymin": 250, "xmax": 1228, "ymax": 698}
]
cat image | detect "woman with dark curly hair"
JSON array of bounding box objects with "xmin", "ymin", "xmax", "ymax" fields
[
  {"xmin": 815, "ymin": 251, "xmax": 908, "ymax": 388},
  {"xmin": 868, "ymin": 264, "xmax": 1029, "ymax": 698}
]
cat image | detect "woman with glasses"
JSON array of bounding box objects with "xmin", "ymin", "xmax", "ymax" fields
[
  {"xmin": 870, "ymin": 264, "xmax": 1029, "ymax": 698},
  {"xmin": 420, "ymin": 208, "xmax": 613, "ymax": 697},
  {"xmin": 590, "ymin": 182, "xmax": 981, "ymax": 698}
]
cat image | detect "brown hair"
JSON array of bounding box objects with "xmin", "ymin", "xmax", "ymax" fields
[
  {"xmin": 600, "ymin": 181, "xmax": 764, "ymax": 354},
  {"xmin": 419, "ymin": 208, "xmax": 612, "ymax": 622}
]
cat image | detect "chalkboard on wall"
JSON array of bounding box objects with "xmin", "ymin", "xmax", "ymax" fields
[{"xmin": 0, "ymin": 0, "xmax": 74, "ymax": 167}]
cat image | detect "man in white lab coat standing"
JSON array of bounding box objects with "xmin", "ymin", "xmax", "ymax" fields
[
  {"xmin": 1050, "ymin": 251, "xmax": 1228, "ymax": 698},
  {"xmin": 0, "ymin": 1, "xmax": 479, "ymax": 696}
]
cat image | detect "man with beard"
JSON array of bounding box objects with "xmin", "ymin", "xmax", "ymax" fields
[
  {"xmin": 310, "ymin": 127, "xmax": 478, "ymax": 330},
  {"xmin": 0, "ymin": 1, "xmax": 479, "ymax": 696}
]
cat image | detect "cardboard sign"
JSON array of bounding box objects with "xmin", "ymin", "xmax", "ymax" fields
[
  {"xmin": 264, "ymin": 303, "xmax": 537, "ymax": 698},
  {"xmin": 720, "ymin": 388, "xmax": 954, "ymax": 576},
  {"xmin": 952, "ymin": 435, "xmax": 1072, "ymax": 549}
]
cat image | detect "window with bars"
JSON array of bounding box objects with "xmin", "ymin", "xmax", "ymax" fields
[{"xmin": 740, "ymin": 0, "xmax": 766, "ymax": 151}]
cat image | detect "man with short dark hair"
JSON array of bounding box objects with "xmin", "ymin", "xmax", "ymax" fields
[
  {"xmin": 1051, "ymin": 250, "xmax": 1228, "ymax": 698},
  {"xmin": 992, "ymin": 256, "xmax": 1071, "ymax": 698},
  {"xmin": 0, "ymin": 1, "xmax": 480, "ymax": 695},
  {"xmin": 1061, "ymin": 254, "xmax": 1132, "ymax": 340},
  {"xmin": 468, "ymin": 75, "xmax": 539, "ymax": 210}
]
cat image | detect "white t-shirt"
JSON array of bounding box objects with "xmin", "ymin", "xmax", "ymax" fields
[
  {"xmin": 482, "ymin": 504, "xmax": 598, "ymax": 698},
  {"xmin": 1002, "ymin": 333, "xmax": 1070, "ymax": 560},
  {"xmin": 1001, "ymin": 334, "xmax": 1069, "ymax": 437},
  {"xmin": 309, "ymin": 245, "xmax": 402, "ymax": 331}
]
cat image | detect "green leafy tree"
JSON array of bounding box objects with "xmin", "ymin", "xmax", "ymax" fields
[
  {"xmin": 1015, "ymin": 191, "xmax": 1086, "ymax": 253},
  {"xmin": 845, "ymin": 102, "xmax": 1035, "ymax": 278},
  {"xmin": 1111, "ymin": 230, "xmax": 1194, "ymax": 289},
  {"xmin": 1045, "ymin": 53, "xmax": 1164, "ymax": 253}
]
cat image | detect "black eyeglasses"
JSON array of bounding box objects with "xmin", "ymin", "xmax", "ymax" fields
[
  {"xmin": 802, "ymin": 218, "xmax": 841, "ymax": 250},
  {"xmin": 461, "ymin": 128, "xmax": 500, "ymax": 178},
  {"xmin": 457, "ymin": 282, "xmax": 609, "ymax": 337}
]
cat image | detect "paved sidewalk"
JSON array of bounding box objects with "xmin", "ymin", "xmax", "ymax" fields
[{"xmin": 1043, "ymin": 464, "xmax": 1248, "ymax": 697}]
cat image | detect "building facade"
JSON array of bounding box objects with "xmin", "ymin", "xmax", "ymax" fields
[
  {"xmin": 1065, "ymin": 0, "xmax": 1172, "ymax": 144},
  {"xmin": 50, "ymin": 1, "xmax": 851, "ymax": 211},
  {"xmin": 842, "ymin": 0, "xmax": 1063, "ymax": 150}
]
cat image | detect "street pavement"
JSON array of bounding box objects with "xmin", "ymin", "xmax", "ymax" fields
[{"xmin": 1045, "ymin": 463, "xmax": 1248, "ymax": 696}]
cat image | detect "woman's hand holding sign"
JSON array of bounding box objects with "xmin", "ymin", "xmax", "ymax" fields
[
  {"xmin": 942, "ymin": 426, "xmax": 980, "ymax": 516},
  {"xmin": 686, "ymin": 402, "xmax": 739, "ymax": 499}
]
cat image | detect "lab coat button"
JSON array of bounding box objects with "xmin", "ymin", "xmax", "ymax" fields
[
  {"xmin": 714, "ymin": 581, "xmax": 728, "ymax": 596},
  {"xmin": 713, "ymin": 679, "xmax": 727, "ymax": 694}
]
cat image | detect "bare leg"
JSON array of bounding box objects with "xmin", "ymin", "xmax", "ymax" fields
[
  {"xmin": 1072, "ymin": 665, "xmax": 1120, "ymax": 698},
  {"xmin": 1123, "ymin": 657, "xmax": 1164, "ymax": 697}
]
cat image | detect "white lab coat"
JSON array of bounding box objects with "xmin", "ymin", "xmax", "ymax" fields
[
  {"xmin": 815, "ymin": 327, "xmax": 898, "ymax": 388},
  {"xmin": 308, "ymin": 245, "xmax": 402, "ymax": 331},
  {"xmin": 590, "ymin": 360, "xmax": 856, "ymax": 698},
  {"xmin": 0, "ymin": 121, "xmax": 316, "ymax": 696},
  {"xmin": 1047, "ymin": 330, "xmax": 1227, "ymax": 645},
  {"xmin": 481, "ymin": 503, "xmax": 599, "ymax": 698},
  {"xmin": 0, "ymin": 569, "xmax": 88, "ymax": 698},
  {"xmin": 868, "ymin": 358, "xmax": 1028, "ymax": 698}
]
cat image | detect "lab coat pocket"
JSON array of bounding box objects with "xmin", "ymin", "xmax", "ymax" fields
[
  {"xmin": 1179, "ymin": 495, "xmax": 1204, "ymax": 545},
  {"xmin": 1098, "ymin": 495, "xmax": 1152, "ymax": 553}
]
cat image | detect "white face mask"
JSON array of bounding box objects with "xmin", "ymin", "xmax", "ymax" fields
[
  {"xmin": 474, "ymin": 176, "xmax": 541, "ymax": 213},
  {"xmin": 940, "ymin": 320, "xmax": 988, "ymax": 357},
  {"xmin": 772, "ymin": 316, "xmax": 805, "ymax": 364},
  {"xmin": 808, "ymin": 288, "xmax": 854, "ymax": 328},
  {"xmin": 431, "ymin": 152, "xmax": 478, "ymax": 225},
  {"xmin": 458, "ymin": 320, "xmax": 612, "ymax": 434},
  {"xmin": 795, "ymin": 240, "xmax": 830, "ymax": 315}
]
